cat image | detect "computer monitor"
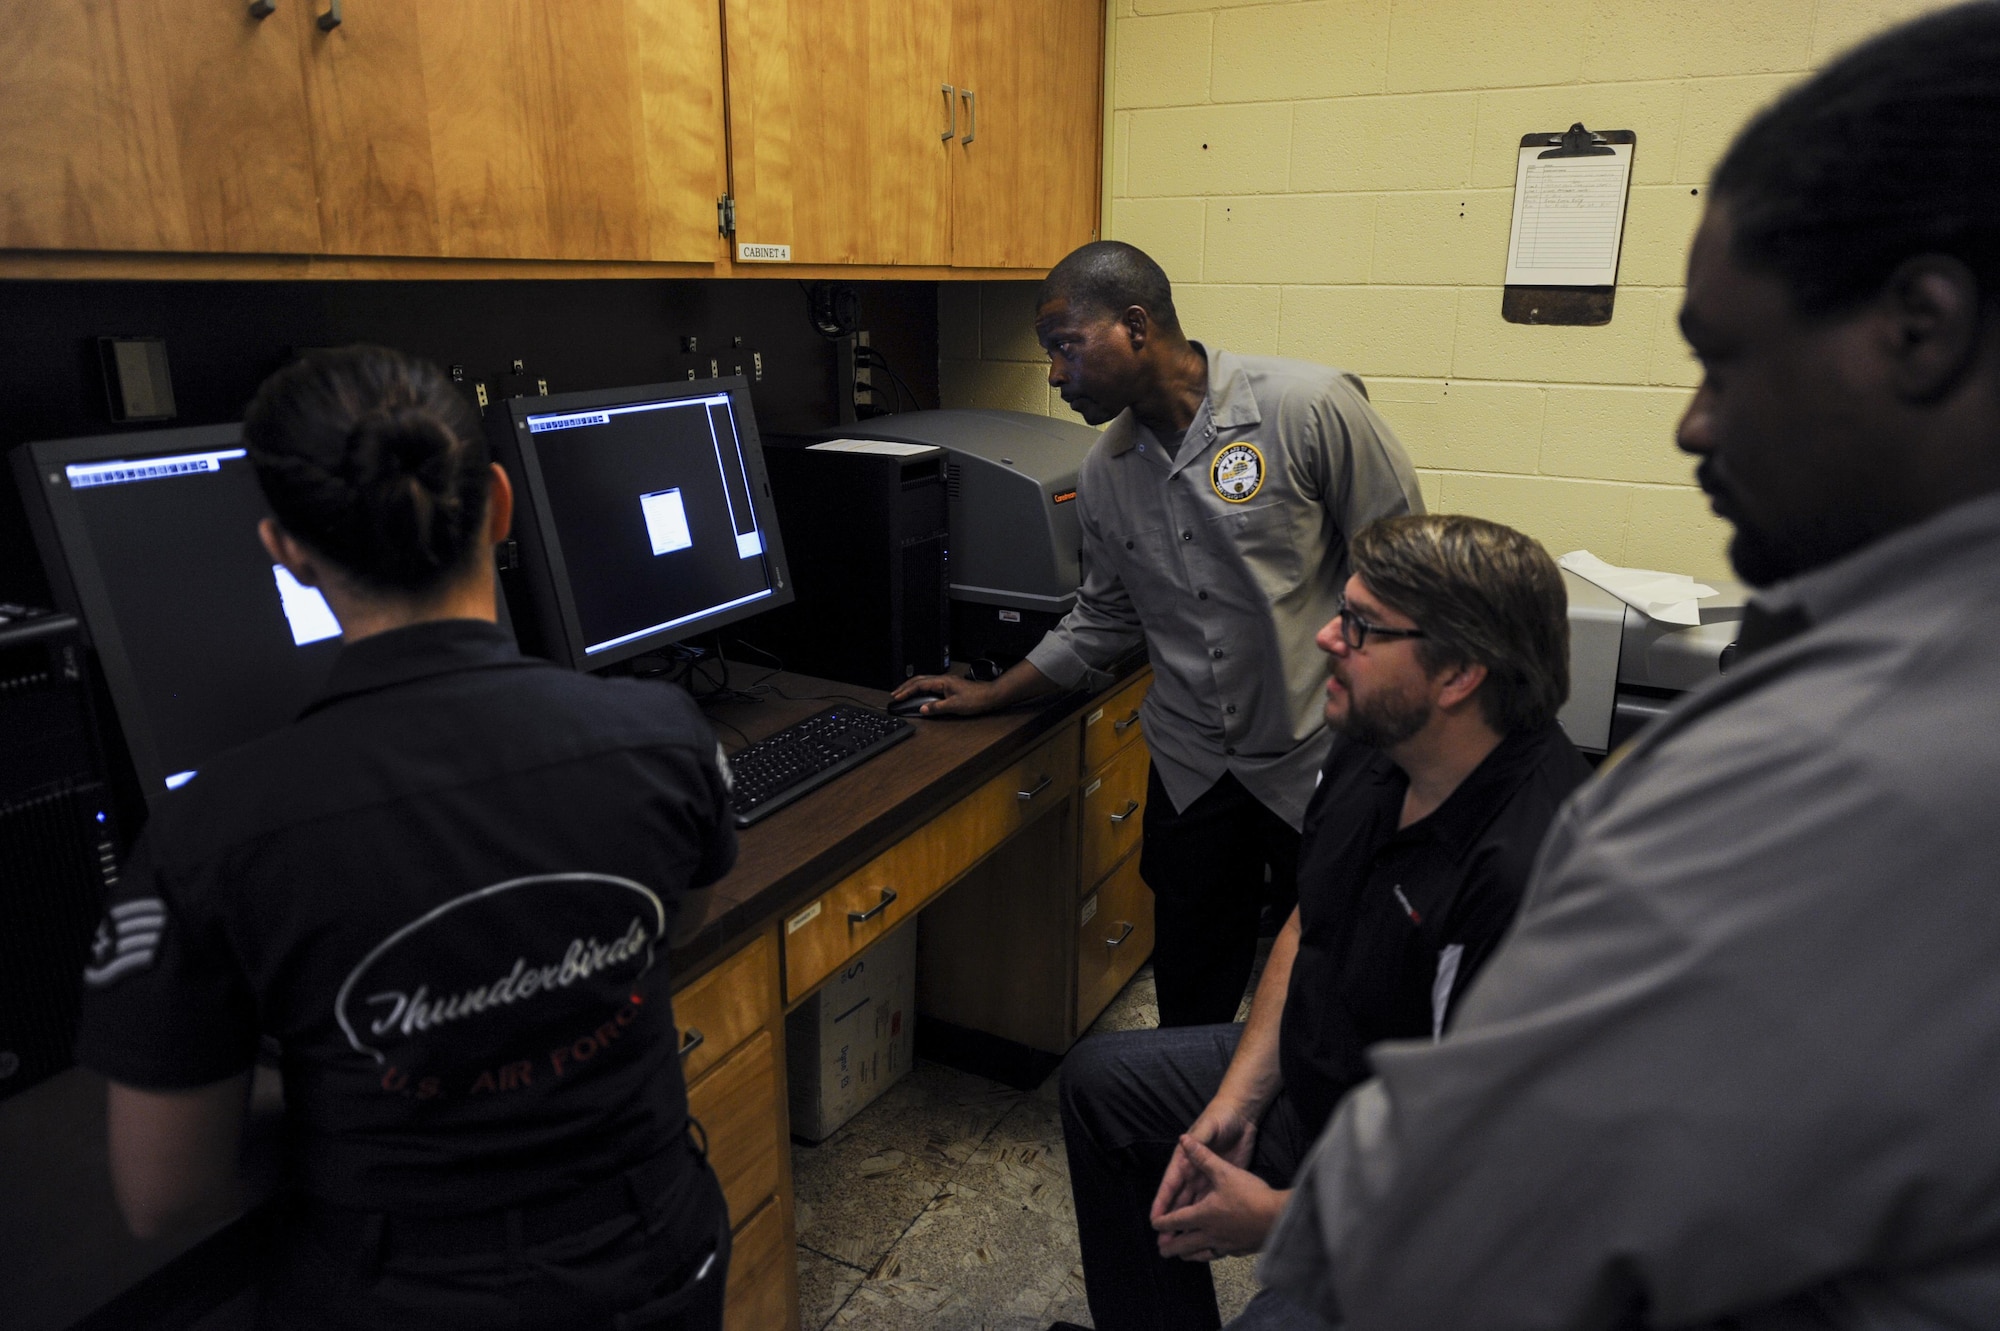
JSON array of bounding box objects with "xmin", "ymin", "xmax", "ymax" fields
[
  {"xmin": 488, "ymin": 376, "xmax": 794, "ymax": 670},
  {"xmin": 11, "ymin": 424, "xmax": 352, "ymax": 808}
]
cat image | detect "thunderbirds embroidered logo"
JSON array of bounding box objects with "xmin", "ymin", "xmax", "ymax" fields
[
  {"xmin": 84, "ymin": 898, "xmax": 167, "ymax": 987},
  {"xmin": 1210, "ymin": 442, "xmax": 1264, "ymax": 503}
]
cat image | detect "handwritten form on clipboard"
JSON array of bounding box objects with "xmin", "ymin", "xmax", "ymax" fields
[{"xmin": 1505, "ymin": 141, "xmax": 1634, "ymax": 287}]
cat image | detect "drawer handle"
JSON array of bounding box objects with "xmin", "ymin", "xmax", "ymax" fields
[
  {"xmin": 848, "ymin": 887, "xmax": 898, "ymax": 925},
  {"xmin": 1112, "ymin": 710, "xmax": 1141, "ymax": 735},
  {"xmin": 316, "ymin": 0, "xmax": 341, "ymax": 30},
  {"xmin": 1017, "ymin": 775, "xmax": 1052, "ymax": 802},
  {"xmin": 940, "ymin": 84, "xmax": 956, "ymax": 141},
  {"xmin": 249, "ymin": 0, "xmax": 276, "ymax": 18},
  {"xmin": 1104, "ymin": 921, "xmax": 1135, "ymax": 948},
  {"xmin": 677, "ymin": 1027, "xmax": 705, "ymax": 1061},
  {"xmin": 1108, "ymin": 799, "xmax": 1140, "ymax": 824}
]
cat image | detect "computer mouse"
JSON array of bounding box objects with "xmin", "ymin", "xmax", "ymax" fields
[{"xmin": 888, "ymin": 692, "xmax": 947, "ymax": 717}]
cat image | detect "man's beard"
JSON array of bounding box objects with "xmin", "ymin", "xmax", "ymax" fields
[
  {"xmin": 1333, "ymin": 678, "xmax": 1432, "ymax": 750},
  {"xmin": 1698, "ymin": 456, "xmax": 1868, "ymax": 588}
]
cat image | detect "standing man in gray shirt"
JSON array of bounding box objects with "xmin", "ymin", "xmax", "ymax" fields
[
  {"xmin": 896, "ymin": 242, "xmax": 1422, "ymax": 1026},
  {"xmin": 1256, "ymin": 6, "xmax": 2000, "ymax": 1327}
]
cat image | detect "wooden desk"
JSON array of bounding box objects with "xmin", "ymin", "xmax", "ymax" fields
[{"xmin": 672, "ymin": 666, "xmax": 1155, "ymax": 1331}]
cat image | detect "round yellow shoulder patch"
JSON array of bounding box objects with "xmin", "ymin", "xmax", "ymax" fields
[{"xmin": 1210, "ymin": 442, "xmax": 1264, "ymax": 503}]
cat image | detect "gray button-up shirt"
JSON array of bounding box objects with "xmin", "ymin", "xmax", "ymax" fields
[
  {"xmin": 1026, "ymin": 346, "xmax": 1421, "ymax": 829},
  {"xmin": 1262, "ymin": 489, "xmax": 2000, "ymax": 1329}
]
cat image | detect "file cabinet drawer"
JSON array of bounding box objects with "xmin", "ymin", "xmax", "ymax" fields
[
  {"xmin": 1076, "ymin": 851, "xmax": 1154, "ymax": 1031},
  {"xmin": 686, "ymin": 1027, "xmax": 781, "ymax": 1227},
  {"xmin": 673, "ymin": 932, "xmax": 775, "ymax": 1084},
  {"xmin": 1080, "ymin": 669, "xmax": 1151, "ymax": 774},
  {"xmin": 723, "ymin": 1196, "xmax": 791, "ymax": 1331},
  {"xmin": 783, "ymin": 723, "xmax": 1077, "ymax": 1001},
  {"xmin": 1079, "ymin": 737, "xmax": 1149, "ymax": 888}
]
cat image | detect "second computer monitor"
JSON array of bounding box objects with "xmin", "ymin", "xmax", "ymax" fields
[{"xmin": 491, "ymin": 377, "xmax": 793, "ymax": 670}]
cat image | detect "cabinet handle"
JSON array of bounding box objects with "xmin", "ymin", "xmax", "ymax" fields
[
  {"xmin": 1112, "ymin": 710, "xmax": 1141, "ymax": 735},
  {"xmin": 1109, "ymin": 799, "xmax": 1140, "ymax": 824},
  {"xmin": 960, "ymin": 87, "xmax": 976, "ymax": 144},
  {"xmin": 316, "ymin": 0, "xmax": 341, "ymax": 31},
  {"xmin": 677, "ymin": 1027, "xmax": 705, "ymax": 1061},
  {"xmin": 847, "ymin": 887, "xmax": 898, "ymax": 925},
  {"xmin": 249, "ymin": 0, "xmax": 276, "ymax": 17},
  {"xmin": 941, "ymin": 84, "xmax": 957, "ymax": 141},
  {"xmin": 1017, "ymin": 775, "xmax": 1052, "ymax": 802},
  {"xmin": 1104, "ymin": 921, "xmax": 1135, "ymax": 948}
]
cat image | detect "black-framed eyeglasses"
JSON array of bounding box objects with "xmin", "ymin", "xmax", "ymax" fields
[{"xmin": 1335, "ymin": 596, "xmax": 1426, "ymax": 651}]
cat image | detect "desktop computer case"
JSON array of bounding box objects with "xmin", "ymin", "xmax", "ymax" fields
[
  {"xmin": 754, "ymin": 442, "xmax": 951, "ymax": 690},
  {"xmin": 0, "ymin": 616, "xmax": 123, "ymax": 1104}
]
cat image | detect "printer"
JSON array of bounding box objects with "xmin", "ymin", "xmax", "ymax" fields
[
  {"xmin": 813, "ymin": 409, "xmax": 1100, "ymax": 666},
  {"xmin": 1559, "ymin": 569, "xmax": 1750, "ymax": 754}
]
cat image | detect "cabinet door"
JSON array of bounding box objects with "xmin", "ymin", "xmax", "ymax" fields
[
  {"xmin": 293, "ymin": 1, "xmax": 441, "ymax": 257},
  {"xmin": 416, "ymin": 0, "xmax": 724, "ymax": 262},
  {"xmin": 948, "ymin": 0, "xmax": 1101, "ymax": 269},
  {"xmin": 0, "ymin": 0, "xmax": 321, "ymax": 254},
  {"xmin": 723, "ymin": 0, "xmax": 952, "ymax": 266}
]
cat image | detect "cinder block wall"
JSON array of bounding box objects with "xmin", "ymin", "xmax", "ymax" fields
[{"xmin": 940, "ymin": 0, "xmax": 1956, "ymax": 580}]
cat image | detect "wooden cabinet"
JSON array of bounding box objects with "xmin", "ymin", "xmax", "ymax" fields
[
  {"xmin": 0, "ymin": 0, "xmax": 1096, "ymax": 275},
  {"xmin": 0, "ymin": 0, "xmax": 322, "ymax": 254},
  {"xmin": 0, "ymin": 0, "xmax": 726, "ymax": 265},
  {"xmin": 918, "ymin": 668, "xmax": 1156, "ymax": 1055},
  {"xmin": 722, "ymin": 0, "xmax": 953, "ymax": 266},
  {"xmin": 782, "ymin": 723, "xmax": 1076, "ymax": 1001},
  {"xmin": 946, "ymin": 0, "xmax": 1103, "ymax": 269},
  {"xmin": 674, "ymin": 928, "xmax": 796, "ymax": 1331}
]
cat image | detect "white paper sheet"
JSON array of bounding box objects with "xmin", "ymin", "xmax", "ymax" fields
[
  {"xmin": 1559, "ymin": 550, "xmax": 1717, "ymax": 626},
  {"xmin": 1505, "ymin": 142, "xmax": 1634, "ymax": 287}
]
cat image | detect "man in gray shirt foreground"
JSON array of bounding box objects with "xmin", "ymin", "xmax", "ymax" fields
[
  {"xmin": 1256, "ymin": 5, "xmax": 2000, "ymax": 1327},
  {"xmin": 897, "ymin": 242, "xmax": 1421, "ymax": 1027}
]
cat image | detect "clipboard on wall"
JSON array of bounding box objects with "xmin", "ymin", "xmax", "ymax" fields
[{"xmin": 1502, "ymin": 124, "xmax": 1636, "ymax": 327}]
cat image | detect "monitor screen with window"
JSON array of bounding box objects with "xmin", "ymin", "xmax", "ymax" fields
[{"xmin": 490, "ymin": 376, "xmax": 794, "ymax": 670}]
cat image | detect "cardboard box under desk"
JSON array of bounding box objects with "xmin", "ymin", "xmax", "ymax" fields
[{"xmin": 785, "ymin": 921, "xmax": 916, "ymax": 1142}]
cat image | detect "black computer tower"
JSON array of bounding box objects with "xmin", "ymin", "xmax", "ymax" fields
[
  {"xmin": 0, "ymin": 612, "xmax": 124, "ymax": 1104},
  {"xmin": 751, "ymin": 442, "xmax": 950, "ymax": 690}
]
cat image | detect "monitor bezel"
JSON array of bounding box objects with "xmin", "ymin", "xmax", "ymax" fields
[
  {"xmin": 490, "ymin": 375, "xmax": 794, "ymax": 672},
  {"xmin": 10, "ymin": 422, "xmax": 252, "ymax": 809}
]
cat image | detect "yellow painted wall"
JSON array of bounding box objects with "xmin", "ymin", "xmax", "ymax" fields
[{"xmin": 939, "ymin": 0, "xmax": 1958, "ymax": 580}]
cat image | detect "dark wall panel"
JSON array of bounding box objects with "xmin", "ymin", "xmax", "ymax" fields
[{"xmin": 0, "ymin": 277, "xmax": 941, "ymax": 605}]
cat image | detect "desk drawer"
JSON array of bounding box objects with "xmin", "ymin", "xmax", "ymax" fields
[
  {"xmin": 723, "ymin": 1196, "xmax": 792, "ymax": 1331},
  {"xmin": 1076, "ymin": 851, "xmax": 1154, "ymax": 1031},
  {"xmin": 783, "ymin": 725, "xmax": 1076, "ymax": 1002},
  {"xmin": 687, "ymin": 1028, "xmax": 781, "ymax": 1227},
  {"xmin": 1080, "ymin": 737, "xmax": 1149, "ymax": 888},
  {"xmin": 673, "ymin": 932, "xmax": 775, "ymax": 1084},
  {"xmin": 1081, "ymin": 670, "xmax": 1151, "ymax": 774}
]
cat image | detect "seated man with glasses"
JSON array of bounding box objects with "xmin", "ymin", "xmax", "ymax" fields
[{"xmin": 1055, "ymin": 514, "xmax": 1591, "ymax": 1331}]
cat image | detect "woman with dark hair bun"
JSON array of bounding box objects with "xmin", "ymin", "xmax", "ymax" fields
[{"xmin": 76, "ymin": 346, "xmax": 739, "ymax": 1330}]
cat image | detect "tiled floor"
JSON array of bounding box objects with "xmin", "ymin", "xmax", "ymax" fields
[{"xmin": 792, "ymin": 960, "xmax": 1264, "ymax": 1331}]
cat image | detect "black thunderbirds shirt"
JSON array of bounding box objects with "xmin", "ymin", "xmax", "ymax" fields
[
  {"xmin": 1278, "ymin": 722, "xmax": 1589, "ymax": 1136},
  {"xmin": 77, "ymin": 620, "xmax": 737, "ymax": 1216}
]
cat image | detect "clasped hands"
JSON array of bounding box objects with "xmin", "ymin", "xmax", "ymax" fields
[{"xmin": 1148, "ymin": 1100, "xmax": 1288, "ymax": 1263}]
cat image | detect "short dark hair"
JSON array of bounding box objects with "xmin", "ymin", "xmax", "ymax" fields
[
  {"xmin": 1038, "ymin": 241, "xmax": 1181, "ymax": 332},
  {"xmin": 243, "ymin": 346, "xmax": 492, "ymax": 597},
  {"xmin": 1349, "ymin": 515, "xmax": 1570, "ymax": 734},
  {"xmin": 1713, "ymin": 0, "xmax": 2000, "ymax": 316}
]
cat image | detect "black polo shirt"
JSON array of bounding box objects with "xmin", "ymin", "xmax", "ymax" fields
[
  {"xmin": 1278, "ymin": 721, "xmax": 1589, "ymax": 1135},
  {"xmin": 76, "ymin": 619, "xmax": 736, "ymax": 1216}
]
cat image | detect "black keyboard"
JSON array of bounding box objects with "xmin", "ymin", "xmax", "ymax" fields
[{"xmin": 726, "ymin": 704, "xmax": 914, "ymax": 826}]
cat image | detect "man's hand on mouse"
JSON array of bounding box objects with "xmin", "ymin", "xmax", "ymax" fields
[{"xmin": 891, "ymin": 674, "xmax": 998, "ymax": 717}]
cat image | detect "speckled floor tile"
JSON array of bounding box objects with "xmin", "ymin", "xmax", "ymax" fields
[
  {"xmin": 794, "ymin": 1129, "xmax": 954, "ymax": 1270},
  {"xmin": 1212, "ymin": 1254, "xmax": 1259, "ymax": 1322},
  {"xmin": 1086, "ymin": 962, "xmax": 1159, "ymax": 1035},
  {"xmin": 798, "ymin": 1247, "xmax": 867, "ymax": 1331},
  {"xmin": 855, "ymin": 1059, "xmax": 1028, "ymax": 1170},
  {"xmin": 833, "ymin": 1179, "xmax": 1082, "ymax": 1330}
]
